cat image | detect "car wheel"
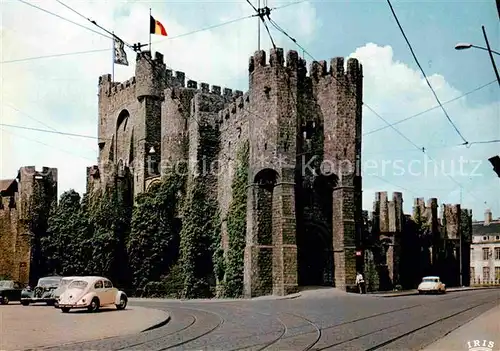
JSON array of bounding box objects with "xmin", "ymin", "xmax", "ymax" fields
[
  {"xmin": 116, "ymin": 295, "xmax": 127, "ymax": 310},
  {"xmin": 2, "ymin": 297, "xmax": 9, "ymax": 305},
  {"xmin": 88, "ymin": 298, "xmax": 100, "ymax": 313},
  {"xmin": 21, "ymin": 301, "xmax": 30, "ymax": 306},
  {"xmin": 46, "ymin": 300, "xmax": 54, "ymax": 306},
  {"xmin": 61, "ymin": 307, "xmax": 70, "ymax": 313}
]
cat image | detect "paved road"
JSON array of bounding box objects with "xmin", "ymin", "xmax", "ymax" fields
[
  {"xmin": 40, "ymin": 288, "xmax": 500, "ymax": 351},
  {"xmin": 0, "ymin": 304, "xmax": 169, "ymax": 351}
]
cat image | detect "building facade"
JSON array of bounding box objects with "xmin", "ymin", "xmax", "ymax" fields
[{"xmin": 470, "ymin": 209, "xmax": 500, "ymax": 284}]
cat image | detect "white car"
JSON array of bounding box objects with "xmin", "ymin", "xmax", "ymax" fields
[
  {"xmin": 53, "ymin": 276, "xmax": 79, "ymax": 308},
  {"xmin": 418, "ymin": 276, "xmax": 446, "ymax": 294},
  {"xmin": 57, "ymin": 276, "xmax": 127, "ymax": 313}
]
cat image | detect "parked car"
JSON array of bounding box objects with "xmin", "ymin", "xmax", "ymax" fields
[
  {"xmin": 418, "ymin": 276, "xmax": 446, "ymax": 294},
  {"xmin": 21, "ymin": 276, "xmax": 62, "ymax": 305},
  {"xmin": 53, "ymin": 276, "xmax": 79, "ymax": 308},
  {"xmin": 0, "ymin": 280, "xmax": 24, "ymax": 304},
  {"xmin": 57, "ymin": 276, "xmax": 128, "ymax": 313}
]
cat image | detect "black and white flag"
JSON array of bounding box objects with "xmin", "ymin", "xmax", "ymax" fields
[{"xmin": 113, "ymin": 36, "xmax": 129, "ymax": 66}]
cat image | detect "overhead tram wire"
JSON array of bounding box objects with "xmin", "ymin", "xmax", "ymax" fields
[
  {"xmin": 2, "ymin": 1, "xmax": 308, "ymax": 64},
  {"xmin": 246, "ymin": 0, "xmax": 277, "ymax": 49},
  {"xmin": 1, "ymin": 128, "xmax": 96, "ymax": 162},
  {"xmin": 1, "ymin": 17, "xmax": 254, "ymax": 64},
  {"xmin": 262, "ymin": 12, "xmax": 486, "ymax": 207},
  {"xmin": 363, "ymin": 80, "xmax": 498, "ymax": 136},
  {"xmin": 16, "ymin": 0, "xmax": 112, "ymax": 40},
  {"xmin": 386, "ymin": 0, "xmax": 469, "ymax": 146},
  {"xmin": 0, "ymin": 123, "xmax": 106, "ymax": 140},
  {"xmin": 3, "ymin": 103, "xmax": 98, "ymax": 153}
]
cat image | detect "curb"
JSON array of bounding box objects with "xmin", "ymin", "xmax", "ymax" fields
[
  {"xmin": 130, "ymin": 292, "xmax": 303, "ymax": 303},
  {"xmin": 141, "ymin": 312, "xmax": 171, "ymax": 332},
  {"xmin": 371, "ymin": 286, "xmax": 500, "ymax": 298}
]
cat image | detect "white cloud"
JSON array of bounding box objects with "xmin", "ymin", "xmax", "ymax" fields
[{"xmin": 1, "ymin": 1, "xmax": 498, "ymax": 221}]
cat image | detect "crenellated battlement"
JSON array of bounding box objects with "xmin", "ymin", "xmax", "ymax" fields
[
  {"xmin": 248, "ymin": 47, "xmax": 362, "ymax": 83},
  {"xmin": 98, "ymin": 74, "xmax": 137, "ymax": 103},
  {"xmin": 249, "ymin": 48, "xmax": 303, "ymax": 72}
]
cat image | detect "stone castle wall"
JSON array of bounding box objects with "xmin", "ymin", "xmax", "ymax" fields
[
  {"xmin": 88, "ymin": 47, "xmax": 363, "ymax": 296},
  {"xmin": 0, "ymin": 167, "xmax": 58, "ymax": 285}
]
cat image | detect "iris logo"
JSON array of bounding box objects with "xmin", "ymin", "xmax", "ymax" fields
[{"xmin": 466, "ymin": 340, "xmax": 495, "ymax": 351}]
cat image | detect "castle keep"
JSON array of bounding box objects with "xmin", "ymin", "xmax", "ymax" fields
[
  {"xmin": 0, "ymin": 167, "xmax": 58, "ymax": 285},
  {"xmin": 87, "ymin": 48, "xmax": 363, "ymax": 296}
]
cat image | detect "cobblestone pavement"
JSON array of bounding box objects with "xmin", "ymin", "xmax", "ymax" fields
[
  {"xmin": 0, "ymin": 304, "xmax": 170, "ymax": 351},
  {"xmin": 17, "ymin": 288, "xmax": 500, "ymax": 351}
]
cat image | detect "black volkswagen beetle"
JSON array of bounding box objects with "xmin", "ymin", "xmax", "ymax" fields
[
  {"xmin": 21, "ymin": 276, "xmax": 62, "ymax": 306},
  {"xmin": 0, "ymin": 280, "xmax": 24, "ymax": 304}
]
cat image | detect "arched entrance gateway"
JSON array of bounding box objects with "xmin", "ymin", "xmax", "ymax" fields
[{"xmin": 296, "ymin": 173, "xmax": 337, "ymax": 287}]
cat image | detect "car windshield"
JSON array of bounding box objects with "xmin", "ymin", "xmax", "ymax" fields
[
  {"xmin": 38, "ymin": 278, "xmax": 61, "ymax": 287},
  {"xmin": 423, "ymin": 278, "xmax": 438, "ymax": 282},
  {"xmin": 0, "ymin": 280, "xmax": 13, "ymax": 288},
  {"xmin": 68, "ymin": 281, "xmax": 88, "ymax": 289}
]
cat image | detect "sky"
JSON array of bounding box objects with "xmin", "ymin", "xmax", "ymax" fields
[{"xmin": 1, "ymin": 0, "xmax": 499, "ymax": 221}]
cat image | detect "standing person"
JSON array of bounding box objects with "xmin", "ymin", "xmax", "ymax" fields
[{"xmin": 356, "ymin": 271, "xmax": 365, "ymax": 294}]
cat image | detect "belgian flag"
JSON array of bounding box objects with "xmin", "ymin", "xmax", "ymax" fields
[{"xmin": 150, "ymin": 15, "xmax": 167, "ymax": 36}]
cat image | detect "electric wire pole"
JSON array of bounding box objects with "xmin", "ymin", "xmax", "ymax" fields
[
  {"xmin": 482, "ymin": 25, "xmax": 500, "ymax": 87},
  {"xmin": 257, "ymin": 0, "xmax": 260, "ymax": 50},
  {"xmin": 459, "ymin": 186, "xmax": 463, "ymax": 287}
]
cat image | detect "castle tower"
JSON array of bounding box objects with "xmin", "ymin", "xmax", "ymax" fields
[
  {"xmin": 313, "ymin": 57, "xmax": 363, "ymax": 290},
  {"xmin": 244, "ymin": 48, "xmax": 300, "ymax": 297},
  {"xmin": 372, "ymin": 191, "xmax": 404, "ymax": 288},
  {"xmin": 0, "ymin": 166, "xmax": 58, "ymax": 285},
  {"xmin": 93, "ymin": 51, "xmax": 166, "ymax": 197}
]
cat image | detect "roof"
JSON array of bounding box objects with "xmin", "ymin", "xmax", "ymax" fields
[
  {"xmin": 472, "ymin": 221, "xmax": 500, "ymax": 236},
  {"xmin": 60, "ymin": 276, "xmax": 80, "ymax": 280},
  {"xmin": 69, "ymin": 276, "xmax": 110, "ymax": 283},
  {"xmin": 422, "ymin": 276, "xmax": 439, "ymax": 279},
  {"xmin": 0, "ymin": 179, "xmax": 17, "ymax": 196}
]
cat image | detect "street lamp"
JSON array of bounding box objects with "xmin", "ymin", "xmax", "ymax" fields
[{"xmin": 454, "ymin": 43, "xmax": 500, "ymax": 56}]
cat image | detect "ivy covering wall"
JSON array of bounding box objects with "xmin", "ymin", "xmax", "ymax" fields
[
  {"xmin": 178, "ymin": 122, "xmax": 222, "ymax": 298},
  {"xmin": 223, "ymin": 140, "xmax": 249, "ymax": 297},
  {"xmin": 127, "ymin": 170, "xmax": 185, "ymax": 292}
]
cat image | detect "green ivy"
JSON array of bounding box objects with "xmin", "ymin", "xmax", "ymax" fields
[
  {"xmin": 179, "ymin": 122, "xmax": 221, "ymax": 298},
  {"xmin": 223, "ymin": 140, "xmax": 249, "ymax": 298},
  {"xmin": 27, "ymin": 177, "xmax": 57, "ymax": 281},
  {"xmin": 85, "ymin": 182, "xmax": 132, "ymax": 286},
  {"xmin": 179, "ymin": 178, "xmax": 220, "ymax": 298},
  {"xmin": 127, "ymin": 170, "xmax": 185, "ymax": 292},
  {"xmin": 43, "ymin": 190, "xmax": 91, "ymax": 276}
]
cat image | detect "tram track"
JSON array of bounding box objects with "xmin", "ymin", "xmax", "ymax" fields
[{"xmin": 36, "ymin": 288, "xmax": 499, "ymax": 351}]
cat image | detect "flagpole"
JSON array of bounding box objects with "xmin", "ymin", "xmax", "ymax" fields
[
  {"xmin": 149, "ymin": 8, "xmax": 152, "ymax": 53},
  {"xmin": 112, "ymin": 31, "xmax": 115, "ymax": 82}
]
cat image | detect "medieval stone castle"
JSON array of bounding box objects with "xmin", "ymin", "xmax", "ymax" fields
[{"xmin": 0, "ymin": 48, "xmax": 472, "ymax": 295}]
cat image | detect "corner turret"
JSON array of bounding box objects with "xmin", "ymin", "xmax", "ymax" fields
[{"xmin": 135, "ymin": 51, "xmax": 166, "ymax": 100}]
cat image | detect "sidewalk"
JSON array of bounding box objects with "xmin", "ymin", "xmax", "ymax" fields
[
  {"xmin": 422, "ymin": 303, "xmax": 500, "ymax": 351},
  {"xmin": 369, "ymin": 286, "xmax": 500, "ymax": 297}
]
